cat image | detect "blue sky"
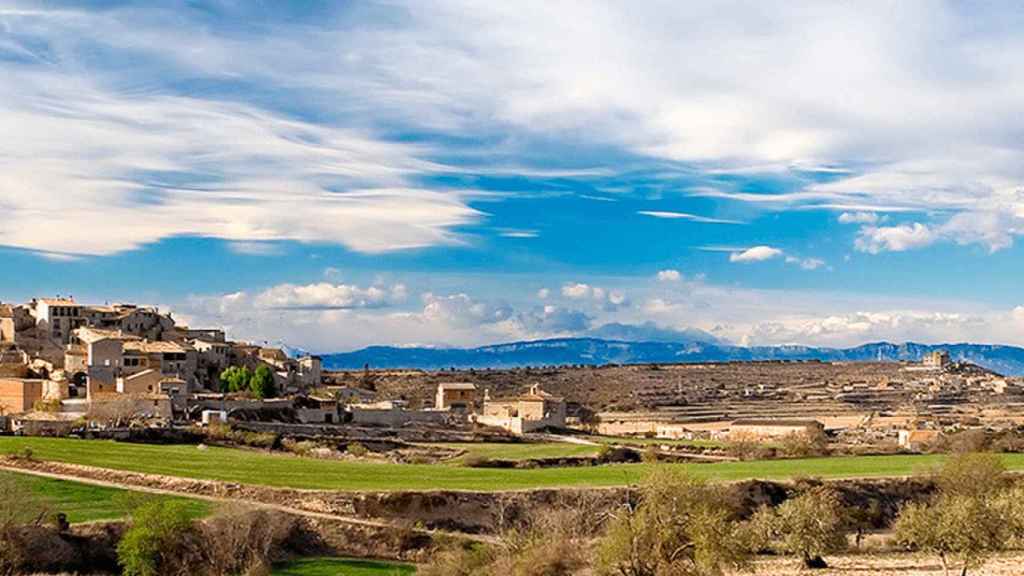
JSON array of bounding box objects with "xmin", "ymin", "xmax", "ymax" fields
[{"xmin": 3, "ymin": 1, "xmax": 1024, "ymax": 351}]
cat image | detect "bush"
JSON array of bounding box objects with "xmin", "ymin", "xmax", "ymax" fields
[
  {"xmin": 750, "ymin": 486, "xmax": 847, "ymax": 569},
  {"xmin": 421, "ymin": 503, "xmax": 597, "ymax": 576},
  {"xmin": 641, "ymin": 446, "xmax": 660, "ymax": 464},
  {"xmin": 595, "ymin": 468, "xmax": 750, "ymax": 576},
  {"xmin": 0, "ymin": 475, "xmax": 56, "ymax": 576},
  {"xmin": 118, "ymin": 500, "xmax": 202, "ymax": 576},
  {"xmin": 201, "ymin": 507, "xmax": 298, "ymax": 576},
  {"xmin": 778, "ymin": 429, "xmax": 829, "ymax": 458},
  {"xmin": 727, "ymin": 434, "xmax": 776, "ymax": 461},
  {"xmin": 418, "ymin": 543, "xmax": 495, "ymax": 576},
  {"xmin": 346, "ymin": 442, "xmax": 370, "ymax": 458}
]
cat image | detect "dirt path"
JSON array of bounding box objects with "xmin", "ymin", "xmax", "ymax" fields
[{"xmin": 0, "ymin": 462, "xmax": 497, "ymax": 544}]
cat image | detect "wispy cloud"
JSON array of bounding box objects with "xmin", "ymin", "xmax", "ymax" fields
[{"xmin": 637, "ymin": 211, "xmax": 743, "ymax": 224}]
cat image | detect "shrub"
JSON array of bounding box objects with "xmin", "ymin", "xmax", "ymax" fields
[
  {"xmin": 118, "ymin": 500, "xmax": 201, "ymax": 576},
  {"xmin": 346, "ymin": 442, "xmax": 370, "ymax": 458},
  {"xmin": 418, "ymin": 543, "xmax": 495, "ymax": 576},
  {"xmin": 201, "ymin": 506, "xmax": 298, "ymax": 576},
  {"xmin": 0, "ymin": 475, "xmax": 55, "ymax": 576},
  {"xmin": 750, "ymin": 486, "xmax": 848, "ymax": 569},
  {"xmin": 641, "ymin": 446, "xmax": 659, "ymax": 464},
  {"xmin": 778, "ymin": 429, "xmax": 829, "ymax": 458},
  {"xmin": 727, "ymin": 434, "xmax": 775, "ymax": 461},
  {"xmin": 421, "ymin": 503, "xmax": 596, "ymax": 576},
  {"xmin": 595, "ymin": 468, "xmax": 750, "ymax": 576}
]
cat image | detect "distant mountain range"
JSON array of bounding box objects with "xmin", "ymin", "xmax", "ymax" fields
[{"xmin": 320, "ymin": 338, "xmax": 1024, "ymax": 376}]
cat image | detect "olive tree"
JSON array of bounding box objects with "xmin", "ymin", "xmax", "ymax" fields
[
  {"xmin": 596, "ymin": 469, "xmax": 750, "ymax": 576},
  {"xmin": 750, "ymin": 486, "xmax": 847, "ymax": 569},
  {"xmin": 894, "ymin": 453, "xmax": 1024, "ymax": 576}
]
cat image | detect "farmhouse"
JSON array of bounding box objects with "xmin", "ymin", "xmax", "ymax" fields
[
  {"xmin": 476, "ymin": 384, "xmax": 567, "ymax": 434},
  {"xmin": 435, "ymin": 382, "xmax": 477, "ymax": 411},
  {"xmin": 728, "ymin": 418, "xmax": 824, "ymax": 441}
]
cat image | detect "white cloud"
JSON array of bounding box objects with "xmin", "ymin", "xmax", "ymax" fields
[
  {"xmin": 637, "ymin": 211, "xmax": 742, "ymax": 224},
  {"xmin": 854, "ymin": 223, "xmax": 937, "ymax": 254},
  {"xmin": 656, "ymin": 269, "xmax": 682, "ymax": 282},
  {"xmin": 729, "ymin": 246, "xmax": 784, "ymax": 263},
  {"xmin": 838, "ymin": 212, "xmax": 880, "ymax": 225},
  {"xmin": 560, "ymin": 282, "xmax": 627, "ymax": 309},
  {"xmin": 227, "ymin": 242, "xmax": 285, "ymax": 257},
  {"xmin": 785, "ymin": 256, "xmax": 826, "ymax": 270},
  {"xmin": 561, "ymin": 283, "xmax": 593, "ymax": 299},
  {"xmin": 8, "ymin": 3, "xmax": 1024, "ymax": 258},
  {"xmin": 252, "ymin": 282, "xmax": 407, "ymax": 310},
  {"xmin": 536, "ymin": 288, "xmax": 550, "ymax": 299}
]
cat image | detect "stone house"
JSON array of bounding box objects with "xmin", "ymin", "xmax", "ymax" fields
[
  {"xmin": 0, "ymin": 378, "xmax": 45, "ymax": 414},
  {"xmin": 728, "ymin": 418, "xmax": 824, "ymax": 441},
  {"xmin": 29, "ymin": 298, "xmax": 86, "ymax": 345},
  {"xmin": 435, "ymin": 382, "xmax": 477, "ymax": 411},
  {"xmin": 476, "ymin": 384, "xmax": 567, "ymax": 434}
]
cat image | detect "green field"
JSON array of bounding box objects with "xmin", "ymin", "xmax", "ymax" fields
[
  {"xmin": 273, "ymin": 558, "xmax": 414, "ymax": 576},
  {"xmin": 0, "ymin": 469, "xmax": 210, "ymax": 523},
  {"xmin": 590, "ymin": 435, "xmax": 728, "ymax": 449},
  {"xmin": 423, "ymin": 441, "xmax": 600, "ymax": 463},
  {"xmin": 3, "ymin": 436, "xmax": 1023, "ymax": 492}
]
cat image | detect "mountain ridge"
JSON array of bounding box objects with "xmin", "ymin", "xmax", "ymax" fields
[{"xmin": 320, "ymin": 337, "xmax": 1024, "ymax": 375}]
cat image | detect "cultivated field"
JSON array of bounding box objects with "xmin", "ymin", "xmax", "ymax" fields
[
  {"xmin": 0, "ymin": 469, "xmax": 209, "ymax": 523},
  {"xmin": 5, "ymin": 436, "xmax": 1024, "ymax": 491},
  {"xmin": 426, "ymin": 441, "xmax": 600, "ymax": 463},
  {"xmin": 272, "ymin": 557, "xmax": 414, "ymax": 576}
]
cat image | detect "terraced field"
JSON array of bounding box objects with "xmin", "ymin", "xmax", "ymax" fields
[
  {"xmin": 424, "ymin": 441, "xmax": 600, "ymax": 463},
  {"xmin": 0, "ymin": 469, "xmax": 209, "ymax": 523},
  {"xmin": 4, "ymin": 436, "xmax": 1022, "ymax": 491}
]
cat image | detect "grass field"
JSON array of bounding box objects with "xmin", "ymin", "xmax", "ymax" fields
[
  {"xmin": 4, "ymin": 434, "xmax": 1019, "ymax": 487},
  {"xmin": 423, "ymin": 441, "xmax": 600, "ymax": 463},
  {"xmin": 3, "ymin": 436, "xmax": 1023, "ymax": 492},
  {"xmin": 590, "ymin": 435, "xmax": 728, "ymax": 449},
  {"xmin": 273, "ymin": 558, "xmax": 414, "ymax": 576},
  {"xmin": 0, "ymin": 469, "xmax": 210, "ymax": 523}
]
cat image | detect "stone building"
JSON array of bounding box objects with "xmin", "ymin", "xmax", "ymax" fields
[
  {"xmin": 435, "ymin": 382, "xmax": 477, "ymax": 411},
  {"xmin": 728, "ymin": 418, "xmax": 824, "ymax": 441},
  {"xmin": 476, "ymin": 384, "xmax": 567, "ymax": 434}
]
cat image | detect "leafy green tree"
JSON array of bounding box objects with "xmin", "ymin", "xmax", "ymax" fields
[
  {"xmin": 117, "ymin": 500, "xmax": 199, "ymax": 576},
  {"xmin": 751, "ymin": 486, "xmax": 847, "ymax": 569},
  {"xmin": 596, "ymin": 468, "xmax": 750, "ymax": 576},
  {"xmin": 249, "ymin": 365, "xmax": 276, "ymax": 399},
  {"xmin": 218, "ymin": 366, "xmax": 252, "ymax": 393}
]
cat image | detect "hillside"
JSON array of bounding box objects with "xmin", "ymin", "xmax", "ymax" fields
[{"xmin": 321, "ymin": 338, "xmax": 1024, "ymax": 375}]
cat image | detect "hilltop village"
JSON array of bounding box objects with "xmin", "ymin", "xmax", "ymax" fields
[
  {"xmin": 2, "ymin": 296, "xmax": 1023, "ymax": 455},
  {"xmin": 0, "ymin": 296, "xmax": 572, "ymax": 438}
]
